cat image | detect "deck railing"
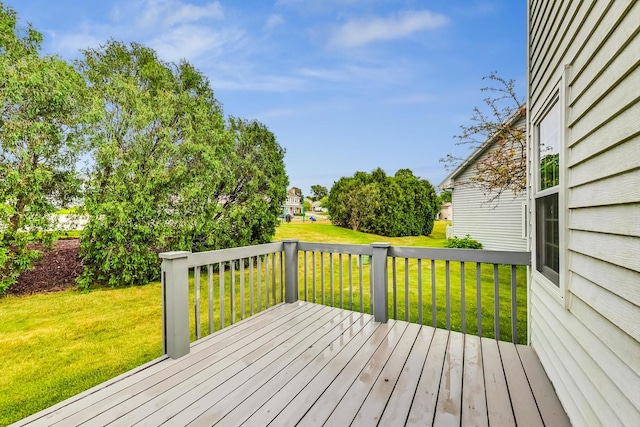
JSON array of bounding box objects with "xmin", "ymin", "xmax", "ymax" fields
[{"xmin": 160, "ymin": 239, "xmax": 530, "ymax": 359}]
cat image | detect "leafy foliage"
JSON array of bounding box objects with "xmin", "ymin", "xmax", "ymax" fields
[
  {"xmin": 310, "ymin": 185, "xmax": 328, "ymax": 201},
  {"xmin": 77, "ymin": 41, "xmax": 287, "ymax": 289},
  {"xmin": 326, "ymin": 168, "xmax": 438, "ymax": 237},
  {"xmin": 445, "ymin": 235, "xmax": 483, "ymax": 249},
  {"xmin": 0, "ymin": 4, "xmax": 88, "ymax": 292},
  {"xmin": 441, "ymin": 72, "xmax": 525, "ymax": 205},
  {"xmin": 437, "ymin": 190, "xmax": 451, "ymax": 205}
]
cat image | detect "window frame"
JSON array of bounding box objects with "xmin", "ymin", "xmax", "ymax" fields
[{"xmin": 531, "ymin": 73, "xmax": 568, "ymax": 304}]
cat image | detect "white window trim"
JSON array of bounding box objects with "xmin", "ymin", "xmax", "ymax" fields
[{"xmin": 531, "ymin": 67, "xmax": 570, "ymax": 307}]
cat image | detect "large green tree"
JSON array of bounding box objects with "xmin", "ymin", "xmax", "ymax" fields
[
  {"xmin": 327, "ymin": 168, "xmax": 438, "ymax": 237},
  {"xmin": 310, "ymin": 184, "xmax": 328, "ymax": 201},
  {"xmin": 77, "ymin": 40, "xmax": 287, "ymax": 288},
  {"xmin": 0, "ymin": 4, "xmax": 88, "ymax": 292}
]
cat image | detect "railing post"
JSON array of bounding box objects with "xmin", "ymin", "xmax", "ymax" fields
[
  {"xmin": 371, "ymin": 242, "xmax": 390, "ymax": 323},
  {"xmin": 283, "ymin": 239, "xmax": 299, "ymax": 303},
  {"xmin": 160, "ymin": 251, "xmax": 191, "ymax": 359}
]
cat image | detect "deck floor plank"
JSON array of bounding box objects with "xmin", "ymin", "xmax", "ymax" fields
[
  {"xmin": 499, "ymin": 340, "xmax": 544, "ymax": 427},
  {"xmin": 255, "ymin": 316, "xmax": 385, "ymax": 427},
  {"xmin": 108, "ymin": 305, "xmax": 338, "ymax": 426},
  {"xmin": 377, "ymin": 326, "xmax": 435, "ymax": 427},
  {"xmin": 516, "ymin": 345, "xmax": 572, "ymax": 427},
  {"xmin": 14, "ymin": 303, "xmax": 570, "ymax": 427},
  {"xmin": 481, "ymin": 337, "xmax": 516, "ymax": 427},
  {"xmin": 405, "ymin": 327, "xmax": 450, "ymax": 426},
  {"xmin": 351, "ymin": 322, "xmax": 423, "ymax": 426},
  {"xmin": 433, "ymin": 330, "xmax": 465, "ymax": 427},
  {"xmin": 461, "ymin": 334, "xmax": 488, "ymax": 427},
  {"xmin": 168, "ymin": 311, "xmax": 364, "ymax": 426},
  {"xmin": 321, "ymin": 321, "xmax": 410, "ymax": 426},
  {"xmin": 271, "ymin": 320, "xmax": 398, "ymax": 427},
  {"xmin": 68, "ymin": 303, "xmax": 328, "ymax": 426},
  {"xmin": 26, "ymin": 302, "xmax": 304, "ymax": 427}
]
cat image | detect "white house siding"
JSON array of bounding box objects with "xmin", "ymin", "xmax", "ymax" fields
[
  {"xmin": 528, "ymin": 1, "xmax": 640, "ymax": 426},
  {"xmin": 450, "ymin": 153, "xmax": 527, "ymax": 251}
]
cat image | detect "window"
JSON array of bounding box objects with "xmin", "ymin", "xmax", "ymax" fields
[{"xmin": 535, "ymin": 101, "xmax": 561, "ymax": 286}]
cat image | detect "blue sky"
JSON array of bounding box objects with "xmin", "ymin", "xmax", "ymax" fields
[{"xmin": 8, "ymin": 0, "xmax": 526, "ymax": 195}]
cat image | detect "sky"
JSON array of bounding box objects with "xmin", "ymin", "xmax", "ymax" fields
[{"xmin": 7, "ymin": 0, "xmax": 527, "ymax": 196}]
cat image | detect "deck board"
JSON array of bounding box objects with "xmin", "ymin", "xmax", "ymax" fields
[
  {"xmin": 176, "ymin": 310, "xmax": 363, "ymax": 426},
  {"xmin": 481, "ymin": 337, "xmax": 516, "ymax": 426},
  {"xmin": 377, "ymin": 325, "xmax": 435, "ymax": 426},
  {"xmin": 461, "ymin": 334, "xmax": 488, "ymax": 427},
  {"xmin": 405, "ymin": 327, "xmax": 449, "ymax": 426},
  {"xmin": 14, "ymin": 302, "xmax": 570, "ymax": 427},
  {"xmin": 499, "ymin": 340, "xmax": 544, "ymax": 427},
  {"xmin": 516, "ymin": 344, "xmax": 572, "ymax": 427}
]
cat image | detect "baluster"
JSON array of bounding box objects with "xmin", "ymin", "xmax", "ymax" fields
[
  {"xmin": 194, "ymin": 266, "xmax": 201, "ymax": 340},
  {"xmin": 230, "ymin": 261, "xmax": 235, "ymax": 324},
  {"xmin": 461, "ymin": 261, "xmax": 466, "ymax": 334},
  {"xmin": 404, "ymin": 258, "xmax": 409, "ymax": 322},
  {"xmin": 257, "ymin": 256, "xmax": 262, "ymax": 312},
  {"xmin": 446, "ymin": 260, "xmax": 451, "ymax": 330},
  {"xmin": 431, "ymin": 259, "xmax": 436, "ymax": 327},
  {"xmin": 208, "ymin": 264, "xmax": 214, "ymax": 334},
  {"xmin": 511, "ymin": 264, "xmax": 518, "ymax": 344},
  {"xmin": 219, "ymin": 262, "xmax": 225, "ymax": 329},
  {"xmin": 330, "ymin": 253, "xmax": 334, "ymax": 306},
  {"xmin": 339, "ymin": 253, "xmax": 343, "ymax": 309},
  {"xmin": 312, "ymin": 251, "xmax": 316, "ymax": 303},
  {"xmin": 392, "ymin": 257, "xmax": 397, "ymax": 319},
  {"xmin": 238, "ymin": 258, "xmax": 244, "ymax": 319},
  {"xmin": 418, "ymin": 259, "xmax": 422, "ymax": 325},
  {"xmin": 349, "ymin": 254, "xmax": 353, "ymax": 310},
  {"xmin": 272, "ymin": 253, "xmax": 277, "ymax": 306},
  {"xmin": 249, "ymin": 257, "xmax": 254, "ymax": 316},
  {"xmin": 476, "ymin": 262, "xmax": 482, "ymax": 337},
  {"xmin": 494, "ymin": 264, "xmax": 500, "ymax": 340},
  {"xmin": 321, "ymin": 252, "xmax": 325, "ymax": 305},
  {"xmin": 358, "ymin": 254, "xmax": 363, "ymax": 313}
]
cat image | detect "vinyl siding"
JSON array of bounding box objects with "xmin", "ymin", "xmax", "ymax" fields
[
  {"xmin": 450, "ymin": 146, "xmax": 527, "ymax": 251},
  {"xmin": 448, "ymin": 115, "xmax": 527, "ymax": 252},
  {"xmin": 528, "ymin": 1, "xmax": 640, "ymax": 426}
]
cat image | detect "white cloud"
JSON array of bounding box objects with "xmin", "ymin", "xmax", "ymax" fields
[
  {"xmin": 138, "ymin": 0, "xmax": 223, "ymax": 28},
  {"xmin": 47, "ymin": 31, "xmax": 104, "ymax": 56},
  {"xmin": 296, "ymin": 63, "xmax": 411, "ymax": 85},
  {"xmin": 254, "ymin": 107, "xmax": 298, "ymax": 120},
  {"xmin": 148, "ymin": 25, "xmax": 245, "ymax": 62},
  {"xmin": 385, "ymin": 93, "xmax": 438, "ymax": 105},
  {"xmin": 212, "ymin": 74, "xmax": 309, "ymax": 92},
  {"xmin": 329, "ymin": 10, "xmax": 450, "ymax": 48},
  {"xmin": 266, "ymin": 14, "xmax": 284, "ymax": 30}
]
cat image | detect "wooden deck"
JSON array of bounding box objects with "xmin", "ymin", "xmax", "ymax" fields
[{"xmin": 15, "ymin": 301, "xmax": 570, "ymax": 426}]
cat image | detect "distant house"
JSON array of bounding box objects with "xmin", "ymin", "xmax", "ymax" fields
[
  {"xmin": 439, "ymin": 110, "xmax": 527, "ymax": 251},
  {"xmin": 312, "ymin": 200, "xmax": 327, "ymax": 213},
  {"xmin": 439, "ymin": 202, "xmax": 452, "ymax": 221},
  {"xmin": 285, "ymin": 188, "xmax": 301, "ymax": 215},
  {"xmin": 526, "ymin": 2, "xmax": 639, "ymax": 425}
]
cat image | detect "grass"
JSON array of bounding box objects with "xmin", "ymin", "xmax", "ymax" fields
[
  {"xmin": 0, "ymin": 220, "xmax": 527, "ymax": 425},
  {"xmin": 0, "ymin": 285, "xmax": 163, "ymax": 425}
]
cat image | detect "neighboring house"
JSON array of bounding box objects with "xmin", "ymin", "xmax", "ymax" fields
[
  {"xmin": 527, "ymin": 2, "xmax": 639, "ymax": 426},
  {"xmin": 439, "ymin": 202, "xmax": 452, "ymax": 221},
  {"xmin": 285, "ymin": 188, "xmax": 301, "ymax": 215},
  {"xmin": 439, "ymin": 110, "xmax": 527, "ymax": 251},
  {"xmin": 312, "ymin": 200, "xmax": 327, "ymax": 212}
]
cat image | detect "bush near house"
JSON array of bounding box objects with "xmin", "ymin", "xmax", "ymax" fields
[{"xmin": 445, "ymin": 234, "xmax": 483, "ymax": 249}]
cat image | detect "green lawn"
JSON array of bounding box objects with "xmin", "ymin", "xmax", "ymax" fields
[{"xmin": 0, "ymin": 220, "xmax": 527, "ymax": 425}]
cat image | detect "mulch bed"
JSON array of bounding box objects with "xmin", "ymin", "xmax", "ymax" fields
[{"xmin": 6, "ymin": 239, "xmax": 83, "ymax": 296}]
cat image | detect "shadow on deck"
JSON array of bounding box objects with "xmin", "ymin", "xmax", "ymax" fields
[{"xmin": 15, "ymin": 302, "xmax": 570, "ymax": 426}]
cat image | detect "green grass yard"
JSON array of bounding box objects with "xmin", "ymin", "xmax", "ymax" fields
[{"xmin": 0, "ymin": 220, "xmax": 527, "ymax": 425}]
